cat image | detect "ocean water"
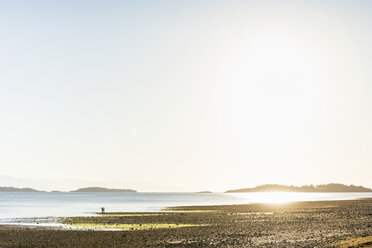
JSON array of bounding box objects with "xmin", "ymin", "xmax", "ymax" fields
[{"xmin": 0, "ymin": 192, "xmax": 371, "ymax": 219}]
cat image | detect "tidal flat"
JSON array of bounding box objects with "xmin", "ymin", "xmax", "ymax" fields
[{"xmin": 0, "ymin": 199, "xmax": 371, "ymax": 247}]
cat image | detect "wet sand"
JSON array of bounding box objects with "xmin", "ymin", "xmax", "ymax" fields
[{"xmin": 0, "ymin": 198, "xmax": 371, "ymax": 247}]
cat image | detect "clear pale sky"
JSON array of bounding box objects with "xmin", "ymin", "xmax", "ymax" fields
[{"xmin": 0, "ymin": 0, "xmax": 371, "ymax": 192}]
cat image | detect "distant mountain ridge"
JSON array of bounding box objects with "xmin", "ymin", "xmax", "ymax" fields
[
  {"xmin": 0, "ymin": 187, "xmax": 42, "ymax": 192},
  {"xmin": 226, "ymin": 183, "xmax": 372, "ymax": 193},
  {"xmin": 0, "ymin": 186, "xmax": 137, "ymax": 192},
  {"xmin": 0, "ymin": 174, "xmax": 183, "ymax": 192},
  {"xmin": 70, "ymin": 187, "xmax": 137, "ymax": 192}
]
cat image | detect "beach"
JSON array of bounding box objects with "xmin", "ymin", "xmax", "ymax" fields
[{"xmin": 0, "ymin": 198, "xmax": 371, "ymax": 247}]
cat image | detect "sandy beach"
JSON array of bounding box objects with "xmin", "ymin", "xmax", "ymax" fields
[{"xmin": 0, "ymin": 198, "xmax": 371, "ymax": 247}]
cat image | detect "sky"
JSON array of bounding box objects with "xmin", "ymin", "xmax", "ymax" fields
[{"xmin": 0, "ymin": 0, "xmax": 371, "ymax": 192}]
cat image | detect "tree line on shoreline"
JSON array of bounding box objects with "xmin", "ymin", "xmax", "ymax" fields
[
  {"xmin": 1, "ymin": 183, "xmax": 371, "ymax": 193},
  {"xmin": 226, "ymin": 183, "xmax": 372, "ymax": 193}
]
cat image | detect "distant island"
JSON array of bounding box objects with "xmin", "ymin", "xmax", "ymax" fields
[
  {"xmin": 0, "ymin": 186, "xmax": 137, "ymax": 192},
  {"xmin": 70, "ymin": 187, "xmax": 137, "ymax": 193},
  {"xmin": 197, "ymin": 191, "xmax": 212, "ymax": 193},
  {"xmin": 226, "ymin": 183, "xmax": 372, "ymax": 193},
  {"xmin": 0, "ymin": 187, "xmax": 42, "ymax": 192}
]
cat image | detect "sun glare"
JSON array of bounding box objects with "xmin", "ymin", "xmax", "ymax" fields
[{"xmin": 235, "ymin": 192, "xmax": 321, "ymax": 204}]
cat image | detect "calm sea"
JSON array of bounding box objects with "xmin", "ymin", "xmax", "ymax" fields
[{"xmin": 0, "ymin": 192, "xmax": 371, "ymax": 219}]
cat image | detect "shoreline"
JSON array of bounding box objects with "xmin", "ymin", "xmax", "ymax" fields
[
  {"xmin": 1, "ymin": 192, "xmax": 371, "ymax": 218},
  {"xmin": 0, "ymin": 198, "xmax": 371, "ymax": 247},
  {"xmin": 2, "ymin": 196, "xmax": 371, "ymax": 229}
]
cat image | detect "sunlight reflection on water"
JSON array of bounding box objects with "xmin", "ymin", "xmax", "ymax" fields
[
  {"xmin": 230, "ymin": 192, "xmax": 371, "ymax": 204},
  {"xmin": 0, "ymin": 192, "xmax": 371, "ymax": 219}
]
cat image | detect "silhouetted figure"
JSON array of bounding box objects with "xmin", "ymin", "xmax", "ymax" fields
[{"xmin": 101, "ymin": 207, "xmax": 105, "ymax": 214}]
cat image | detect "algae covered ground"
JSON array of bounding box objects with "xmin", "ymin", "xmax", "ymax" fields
[
  {"xmin": 60, "ymin": 214, "xmax": 207, "ymax": 231},
  {"xmin": 0, "ymin": 199, "xmax": 371, "ymax": 247}
]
